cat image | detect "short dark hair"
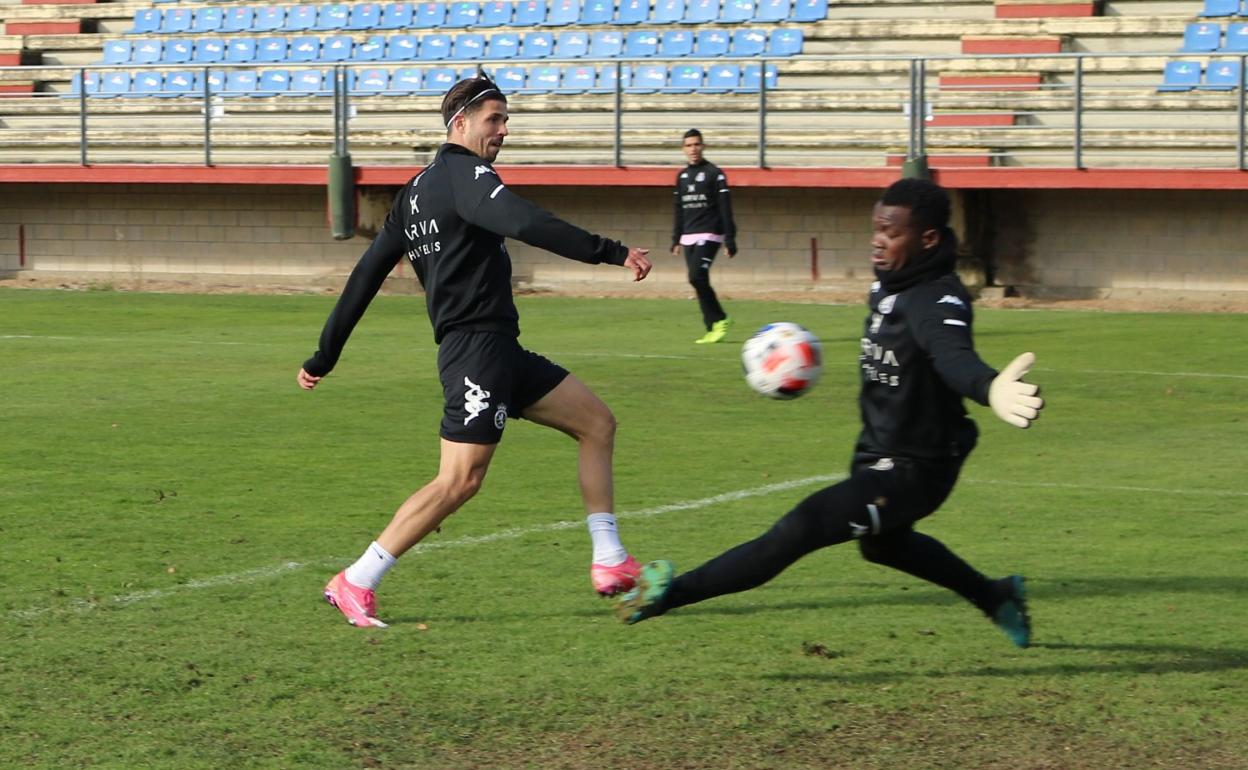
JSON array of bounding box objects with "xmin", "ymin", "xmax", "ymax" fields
[
  {"xmin": 879, "ymin": 178, "xmax": 950, "ymax": 233},
  {"xmin": 441, "ymin": 77, "xmax": 506, "ymax": 129},
  {"xmin": 683, "ymin": 128, "xmax": 703, "ymax": 141}
]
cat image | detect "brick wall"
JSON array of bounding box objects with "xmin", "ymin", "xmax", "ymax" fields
[{"xmin": 2, "ymin": 182, "xmax": 1246, "ymax": 298}]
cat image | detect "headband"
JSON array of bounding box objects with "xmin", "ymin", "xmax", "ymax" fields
[{"xmin": 445, "ymin": 88, "xmax": 501, "ymax": 128}]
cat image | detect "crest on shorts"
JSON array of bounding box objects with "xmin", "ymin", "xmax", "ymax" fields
[{"xmin": 494, "ymin": 403, "xmax": 508, "ymax": 430}]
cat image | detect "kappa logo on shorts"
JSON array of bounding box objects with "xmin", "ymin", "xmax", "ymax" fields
[
  {"xmin": 463, "ymin": 377, "xmax": 491, "ymax": 426},
  {"xmin": 870, "ymin": 457, "xmax": 894, "ymax": 471},
  {"xmin": 494, "ymin": 403, "xmax": 508, "ymax": 430}
]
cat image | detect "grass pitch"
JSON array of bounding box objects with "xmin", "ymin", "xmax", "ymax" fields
[{"xmin": 1, "ymin": 288, "xmax": 1245, "ymax": 769}]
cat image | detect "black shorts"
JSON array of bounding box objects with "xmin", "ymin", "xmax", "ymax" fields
[{"xmin": 437, "ymin": 330, "xmax": 569, "ymax": 445}]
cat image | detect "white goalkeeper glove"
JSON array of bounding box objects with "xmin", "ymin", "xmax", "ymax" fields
[{"xmin": 988, "ymin": 352, "xmax": 1044, "ymax": 429}]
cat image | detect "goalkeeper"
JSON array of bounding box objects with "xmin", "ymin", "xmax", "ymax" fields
[{"xmin": 616, "ymin": 178, "xmax": 1044, "ymax": 648}]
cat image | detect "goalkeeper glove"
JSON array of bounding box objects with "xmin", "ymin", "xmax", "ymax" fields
[{"xmin": 988, "ymin": 352, "xmax": 1044, "ymax": 429}]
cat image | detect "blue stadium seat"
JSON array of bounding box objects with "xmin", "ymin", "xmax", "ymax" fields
[
  {"xmin": 731, "ymin": 28, "xmax": 766, "ymax": 56},
  {"xmin": 590, "ymin": 63, "xmax": 620, "ymax": 93},
  {"xmin": 191, "ymin": 7, "xmax": 223, "ymax": 33},
  {"xmin": 695, "ymin": 29, "xmax": 729, "ymax": 56},
  {"xmin": 453, "ymin": 33, "xmax": 486, "ymax": 59},
  {"xmin": 414, "ymin": 1, "xmax": 448, "ymax": 27},
  {"xmin": 256, "ymin": 69, "xmax": 292, "ymax": 96},
  {"xmin": 69, "ymin": 70, "xmax": 101, "ymax": 98},
  {"xmin": 555, "ymin": 30, "xmax": 590, "ymax": 57},
  {"xmin": 495, "ymin": 66, "xmax": 527, "ymax": 92},
  {"xmin": 791, "ymin": 0, "xmax": 826, "ymax": 22},
  {"xmin": 626, "ymin": 63, "xmax": 665, "ymax": 92},
  {"xmin": 559, "ymin": 64, "xmax": 595, "ymax": 92},
  {"xmin": 321, "ymin": 35, "xmax": 354, "ymax": 61},
  {"xmin": 192, "ymin": 38, "xmax": 225, "ymax": 64},
  {"xmin": 624, "ymin": 30, "xmax": 659, "ymax": 56},
  {"xmin": 513, "ymin": 0, "xmax": 547, "ymax": 25},
  {"xmin": 660, "ymin": 29, "xmax": 693, "ymax": 56},
  {"xmin": 1225, "ymin": 22, "xmax": 1248, "ymax": 51},
  {"xmin": 616, "ymin": 0, "xmax": 648, "ymax": 24},
  {"xmin": 102, "ymin": 40, "xmax": 132, "ymax": 65},
  {"xmin": 521, "ymin": 31, "xmax": 554, "ymax": 57},
  {"xmin": 719, "ymin": 0, "xmax": 753, "ymax": 23},
  {"xmin": 668, "ymin": 63, "xmax": 701, "ymax": 92},
  {"xmin": 752, "ymin": 0, "xmax": 788, "ymax": 21},
  {"xmin": 133, "ymin": 40, "xmax": 163, "ymax": 65},
  {"xmin": 380, "ymin": 2, "xmax": 415, "ymax": 29},
  {"xmin": 289, "ymin": 36, "xmax": 321, "ymax": 62},
  {"xmin": 480, "ymin": 1, "xmax": 514, "ymax": 26},
  {"xmin": 194, "ymin": 69, "xmax": 226, "ymax": 96},
  {"xmin": 129, "ymin": 71, "xmax": 163, "ymax": 97},
  {"xmin": 224, "ymin": 69, "xmax": 258, "ymax": 97},
  {"xmin": 527, "ymin": 65, "xmax": 560, "ymax": 92},
  {"xmin": 98, "ymin": 71, "xmax": 130, "ymax": 98},
  {"xmin": 151, "ymin": 0, "xmax": 174, "ymax": 4},
  {"xmin": 421, "ymin": 33, "xmax": 452, "ymax": 59},
  {"xmin": 391, "ymin": 67, "xmax": 423, "ymax": 93},
  {"xmin": 162, "ymin": 38, "xmax": 192, "ymax": 64},
  {"xmin": 129, "ymin": 9, "xmax": 161, "ymax": 35},
  {"xmin": 423, "ymin": 66, "xmax": 457, "ymax": 93},
  {"xmin": 683, "ymin": 0, "xmax": 718, "ymax": 24},
  {"xmin": 161, "ymin": 8, "xmax": 193, "ymax": 34},
  {"xmin": 222, "ymin": 7, "xmax": 254, "ymax": 34},
  {"xmin": 653, "ymin": 0, "xmax": 683, "ymax": 23},
  {"xmin": 580, "ymin": 0, "xmax": 612, "ymax": 24},
  {"xmin": 226, "ymin": 38, "xmax": 258, "ymax": 63},
  {"xmin": 254, "ymin": 7, "xmax": 286, "ymax": 32},
  {"xmin": 1182, "ymin": 22, "xmax": 1222, "ymax": 52},
  {"xmin": 1202, "ymin": 0, "xmax": 1239, "ymax": 16},
  {"xmin": 703, "ymin": 62, "xmax": 738, "ymax": 92},
  {"xmin": 291, "ymin": 68, "xmax": 329, "ymax": 94},
  {"xmin": 348, "ymin": 3, "xmax": 384, "ymax": 29},
  {"xmin": 446, "ymin": 1, "xmax": 481, "ymax": 26},
  {"xmin": 285, "ymin": 5, "xmax": 319, "ymax": 31},
  {"xmin": 386, "ymin": 34, "xmax": 419, "ymax": 60},
  {"xmin": 256, "ymin": 37, "xmax": 288, "ymax": 63},
  {"xmin": 355, "ymin": 35, "xmax": 386, "ymax": 60},
  {"xmin": 589, "ymin": 30, "xmax": 623, "ymax": 57},
  {"xmin": 545, "ymin": 0, "xmax": 579, "ymax": 26},
  {"xmin": 739, "ymin": 61, "xmax": 777, "ymax": 91},
  {"xmin": 158, "ymin": 69, "xmax": 194, "ymax": 98},
  {"xmin": 768, "ymin": 28, "xmax": 802, "ymax": 55},
  {"xmin": 314, "ymin": 4, "xmax": 351, "ymax": 30},
  {"xmin": 488, "ymin": 32, "xmax": 521, "ymax": 58},
  {"xmin": 1201, "ymin": 58, "xmax": 1242, "ymax": 89},
  {"xmin": 354, "ymin": 67, "xmax": 391, "ymax": 93}
]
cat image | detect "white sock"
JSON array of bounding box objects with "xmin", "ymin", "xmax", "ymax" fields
[
  {"xmin": 344, "ymin": 541, "xmax": 397, "ymax": 590},
  {"xmin": 587, "ymin": 512, "xmax": 627, "ymax": 566}
]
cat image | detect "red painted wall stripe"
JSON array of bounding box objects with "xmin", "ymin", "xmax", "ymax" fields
[
  {"xmin": 995, "ymin": 2, "xmax": 1097, "ymax": 17},
  {"xmin": 4, "ymin": 20, "xmax": 82, "ymax": 34},
  {"xmin": 961, "ymin": 37, "xmax": 1063, "ymax": 54}
]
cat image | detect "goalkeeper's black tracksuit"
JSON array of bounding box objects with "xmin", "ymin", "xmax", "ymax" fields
[
  {"xmin": 672, "ymin": 159, "xmax": 736, "ymax": 330},
  {"xmin": 302, "ymin": 142, "xmax": 629, "ymax": 444},
  {"xmin": 654, "ymin": 231, "xmax": 1019, "ymax": 619}
]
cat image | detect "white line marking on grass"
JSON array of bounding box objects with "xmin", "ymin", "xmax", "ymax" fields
[
  {"xmin": 966, "ymin": 478, "xmax": 1248, "ymax": 498},
  {"xmin": 10, "ymin": 560, "xmax": 308, "ymax": 620},
  {"xmin": 8, "ymin": 474, "xmax": 842, "ymax": 621}
]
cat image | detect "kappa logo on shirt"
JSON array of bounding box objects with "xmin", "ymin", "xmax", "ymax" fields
[
  {"xmin": 474, "ymin": 165, "xmax": 496, "ymax": 180},
  {"xmin": 878, "ymin": 294, "xmax": 896, "ymax": 315},
  {"xmin": 463, "ymin": 377, "xmax": 491, "ymax": 426},
  {"xmin": 937, "ymin": 294, "xmax": 966, "ymax": 309}
]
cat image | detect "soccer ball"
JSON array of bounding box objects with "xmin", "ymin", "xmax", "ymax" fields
[{"xmin": 741, "ymin": 322, "xmax": 823, "ymax": 399}]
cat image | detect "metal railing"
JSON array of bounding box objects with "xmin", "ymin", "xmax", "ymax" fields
[{"xmin": 1, "ymin": 51, "xmax": 1246, "ymax": 169}]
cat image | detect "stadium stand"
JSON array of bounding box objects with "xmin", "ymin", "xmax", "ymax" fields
[{"xmin": 0, "ymin": 0, "xmax": 1244, "ymax": 169}]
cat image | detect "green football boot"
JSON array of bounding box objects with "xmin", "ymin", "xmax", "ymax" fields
[{"xmin": 614, "ymin": 560, "xmax": 676, "ymax": 625}]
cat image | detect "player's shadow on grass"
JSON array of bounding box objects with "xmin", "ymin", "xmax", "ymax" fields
[{"xmin": 761, "ymin": 641, "xmax": 1248, "ymax": 684}]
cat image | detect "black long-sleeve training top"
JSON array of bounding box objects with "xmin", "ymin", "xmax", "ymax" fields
[
  {"xmin": 857, "ymin": 270, "xmax": 999, "ymax": 461},
  {"xmin": 303, "ymin": 143, "xmax": 629, "ymax": 376},
  {"xmin": 671, "ymin": 159, "xmax": 736, "ymax": 251}
]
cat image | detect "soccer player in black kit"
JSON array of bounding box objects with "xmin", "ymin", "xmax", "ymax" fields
[
  {"xmin": 672, "ymin": 129, "xmax": 737, "ymax": 344},
  {"xmin": 297, "ymin": 77, "xmax": 653, "ymax": 628},
  {"xmin": 617, "ymin": 178, "xmax": 1044, "ymax": 648}
]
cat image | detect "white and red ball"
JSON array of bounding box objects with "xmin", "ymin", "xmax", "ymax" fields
[{"xmin": 741, "ymin": 322, "xmax": 823, "ymax": 399}]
